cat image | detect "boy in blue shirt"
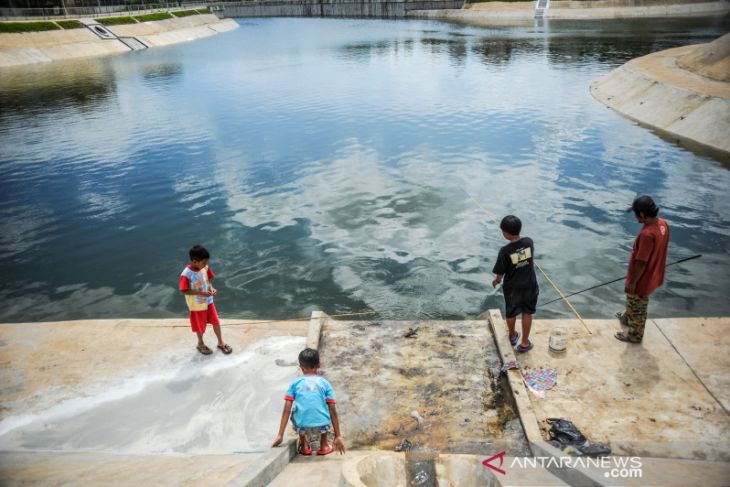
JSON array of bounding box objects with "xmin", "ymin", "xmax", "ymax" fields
[{"xmin": 272, "ymin": 348, "xmax": 345, "ymax": 456}]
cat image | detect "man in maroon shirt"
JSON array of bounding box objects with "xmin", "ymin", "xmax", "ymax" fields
[{"xmin": 616, "ymin": 195, "xmax": 670, "ymax": 343}]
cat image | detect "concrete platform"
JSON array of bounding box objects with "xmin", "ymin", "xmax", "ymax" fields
[
  {"xmin": 489, "ymin": 311, "xmax": 730, "ymax": 486},
  {"xmin": 0, "ymin": 318, "xmax": 307, "ymax": 420},
  {"xmin": 3, "ymin": 315, "xmax": 729, "ymax": 486},
  {"xmin": 0, "ymin": 451, "xmax": 258, "ymax": 487},
  {"xmin": 509, "ymin": 315, "xmax": 730, "ymax": 462},
  {"xmin": 0, "ymin": 318, "xmax": 307, "ymax": 485}
]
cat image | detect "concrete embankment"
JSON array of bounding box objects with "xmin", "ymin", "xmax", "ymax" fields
[
  {"xmin": 410, "ymin": 0, "xmax": 730, "ymax": 24},
  {"xmin": 222, "ymin": 0, "xmax": 462, "ymax": 18},
  {"xmin": 0, "ymin": 14, "xmax": 238, "ymax": 68},
  {"xmin": 591, "ymin": 33, "xmax": 730, "ymax": 158}
]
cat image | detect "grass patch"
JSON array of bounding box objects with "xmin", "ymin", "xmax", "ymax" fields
[
  {"xmin": 96, "ymin": 16, "xmax": 137, "ymax": 26},
  {"xmin": 171, "ymin": 9, "xmax": 202, "ymax": 17},
  {"xmin": 0, "ymin": 21, "xmax": 61, "ymax": 33},
  {"xmin": 57, "ymin": 20, "xmax": 85, "ymax": 29},
  {"xmin": 134, "ymin": 12, "xmax": 173, "ymax": 22},
  {"xmin": 196, "ymin": 7, "xmax": 210, "ymax": 13}
]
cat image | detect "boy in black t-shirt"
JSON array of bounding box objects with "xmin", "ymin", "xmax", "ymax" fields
[{"xmin": 491, "ymin": 215, "xmax": 539, "ymax": 353}]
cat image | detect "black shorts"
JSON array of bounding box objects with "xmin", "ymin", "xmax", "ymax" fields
[{"xmin": 504, "ymin": 287, "xmax": 539, "ymax": 318}]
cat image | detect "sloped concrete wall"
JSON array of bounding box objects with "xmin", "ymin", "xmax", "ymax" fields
[
  {"xmin": 223, "ymin": 0, "xmax": 463, "ymax": 18},
  {"xmin": 410, "ymin": 0, "xmax": 730, "ymax": 23},
  {"xmin": 0, "ymin": 15, "xmax": 238, "ymax": 67},
  {"xmin": 591, "ymin": 42, "xmax": 730, "ymax": 157}
]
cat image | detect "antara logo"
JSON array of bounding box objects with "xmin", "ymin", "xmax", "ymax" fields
[{"xmin": 482, "ymin": 451, "xmax": 507, "ymax": 475}]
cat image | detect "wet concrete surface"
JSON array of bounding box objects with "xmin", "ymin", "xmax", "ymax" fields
[
  {"xmin": 319, "ymin": 319, "xmax": 529, "ymax": 455},
  {"xmin": 0, "ymin": 319, "xmax": 307, "ymax": 457}
]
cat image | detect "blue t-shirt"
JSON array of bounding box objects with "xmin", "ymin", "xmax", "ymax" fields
[{"xmin": 285, "ymin": 374, "xmax": 336, "ymax": 428}]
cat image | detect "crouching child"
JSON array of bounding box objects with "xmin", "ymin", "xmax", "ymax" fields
[{"xmin": 272, "ymin": 348, "xmax": 345, "ymax": 456}]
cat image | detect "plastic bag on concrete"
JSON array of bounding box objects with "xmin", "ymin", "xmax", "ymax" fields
[
  {"xmin": 547, "ymin": 418, "xmax": 587, "ymax": 445},
  {"xmin": 547, "ymin": 418, "xmax": 612, "ymax": 457}
]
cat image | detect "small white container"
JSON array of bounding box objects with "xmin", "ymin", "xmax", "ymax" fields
[{"xmin": 549, "ymin": 326, "xmax": 568, "ymax": 353}]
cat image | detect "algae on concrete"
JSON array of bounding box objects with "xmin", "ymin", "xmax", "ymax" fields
[{"xmin": 319, "ymin": 319, "xmax": 529, "ymax": 455}]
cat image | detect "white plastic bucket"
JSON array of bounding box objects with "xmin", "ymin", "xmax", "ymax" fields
[{"xmin": 549, "ymin": 326, "xmax": 568, "ymax": 352}]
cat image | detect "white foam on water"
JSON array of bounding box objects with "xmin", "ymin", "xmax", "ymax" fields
[{"xmin": 0, "ymin": 335, "xmax": 305, "ymax": 454}]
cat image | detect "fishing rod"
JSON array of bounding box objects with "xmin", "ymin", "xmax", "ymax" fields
[{"xmin": 539, "ymin": 254, "xmax": 702, "ymax": 307}]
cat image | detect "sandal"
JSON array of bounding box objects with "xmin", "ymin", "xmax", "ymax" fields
[
  {"xmin": 197, "ymin": 345, "xmax": 213, "ymax": 355},
  {"xmin": 217, "ymin": 344, "xmax": 233, "ymax": 354},
  {"xmin": 298, "ymin": 444, "xmax": 313, "ymax": 456},
  {"xmin": 614, "ymin": 332, "xmax": 641, "ymax": 344},
  {"xmin": 516, "ymin": 341, "xmax": 533, "ymax": 353},
  {"xmin": 317, "ymin": 446, "xmax": 334, "ymax": 456},
  {"xmin": 509, "ymin": 332, "xmax": 520, "ymax": 347}
]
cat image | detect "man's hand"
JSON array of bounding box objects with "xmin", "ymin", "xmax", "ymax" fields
[
  {"xmin": 333, "ymin": 436, "xmax": 346, "ymax": 454},
  {"xmin": 209, "ymin": 287, "xmax": 217, "ymax": 296},
  {"xmin": 492, "ymin": 277, "xmax": 502, "ymax": 288},
  {"xmin": 271, "ymin": 435, "xmax": 283, "ymax": 448}
]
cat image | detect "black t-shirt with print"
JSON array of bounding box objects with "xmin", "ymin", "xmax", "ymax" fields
[{"xmin": 492, "ymin": 237, "xmax": 538, "ymax": 304}]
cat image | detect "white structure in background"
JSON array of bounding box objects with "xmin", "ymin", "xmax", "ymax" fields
[{"xmin": 535, "ymin": 0, "xmax": 550, "ymax": 18}]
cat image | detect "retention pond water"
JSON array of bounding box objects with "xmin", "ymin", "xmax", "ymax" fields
[{"xmin": 1, "ymin": 17, "xmax": 729, "ymax": 324}]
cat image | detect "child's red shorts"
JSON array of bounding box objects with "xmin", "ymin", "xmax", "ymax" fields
[{"xmin": 189, "ymin": 303, "xmax": 220, "ymax": 334}]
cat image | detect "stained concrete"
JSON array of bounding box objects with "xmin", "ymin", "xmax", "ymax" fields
[
  {"xmin": 0, "ymin": 15, "xmax": 238, "ymax": 67},
  {"xmin": 318, "ymin": 319, "xmax": 530, "ymax": 455},
  {"xmin": 497, "ymin": 316, "xmax": 730, "ymax": 462},
  {"xmin": 591, "ymin": 35, "xmax": 730, "ymax": 158}
]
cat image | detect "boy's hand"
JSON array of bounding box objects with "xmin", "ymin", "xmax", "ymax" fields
[
  {"xmin": 271, "ymin": 435, "xmax": 283, "ymax": 447},
  {"xmin": 333, "ymin": 436, "xmax": 346, "ymax": 454}
]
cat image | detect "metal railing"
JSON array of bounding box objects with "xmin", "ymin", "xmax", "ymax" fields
[{"xmin": 0, "ymin": 2, "xmax": 214, "ymax": 19}]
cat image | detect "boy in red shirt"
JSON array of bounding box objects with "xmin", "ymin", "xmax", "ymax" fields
[
  {"xmin": 179, "ymin": 245, "xmax": 232, "ymax": 355},
  {"xmin": 616, "ymin": 196, "xmax": 669, "ymax": 344}
]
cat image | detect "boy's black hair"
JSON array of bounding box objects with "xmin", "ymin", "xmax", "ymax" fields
[
  {"xmin": 500, "ymin": 215, "xmax": 522, "ymax": 236},
  {"xmin": 298, "ymin": 348, "xmax": 320, "ymax": 369},
  {"xmin": 189, "ymin": 245, "xmax": 210, "ymax": 261}
]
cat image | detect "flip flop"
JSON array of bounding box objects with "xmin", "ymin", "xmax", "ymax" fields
[
  {"xmin": 509, "ymin": 332, "xmax": 520, "ymax": 347},
  {"xmin": 197, "ymin": 345, "xmax": 213, "ymax": 355},
  {"xmin": 217, "ymin": 344, "xmax": 233, "ymax": 354},
  {"xmin": 317, "ymin": 446, "xmax": 334, "ymax": 456},
  {"xmin": 516, "ymin": 341, "xmax": 533, "ymax": 353},
  {"xmin": 614, "ymin": 332, "xmax": 641, "ymax": 344},
  {"xmin": 298, "ymin": 444, "xmax": 313, "ymax": 455}
]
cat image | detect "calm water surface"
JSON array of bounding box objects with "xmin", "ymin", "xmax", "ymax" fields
[{"xmin": 1, "ymin": 17, "xmax": 729, "ymax": 323}]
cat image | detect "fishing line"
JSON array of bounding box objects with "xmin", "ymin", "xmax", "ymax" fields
[{"xmin": 538, "ymin": 254, "xmax": 702, "ymax": 307}]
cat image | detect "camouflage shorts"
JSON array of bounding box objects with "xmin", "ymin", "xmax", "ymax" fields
[
  {"xmin": 291, "ymin": 418, "xmax": 333, "ymax": 438},
  {"xmin": 617, "ymin": 293, "xmax": 649, "ymax": 343}
]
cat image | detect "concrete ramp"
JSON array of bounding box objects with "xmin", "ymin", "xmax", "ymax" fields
[{"xmin": 318, "ymin": 319, "xmax": 529, "ymax": 455}]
